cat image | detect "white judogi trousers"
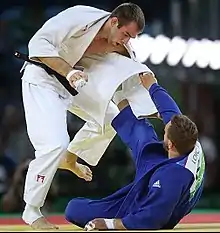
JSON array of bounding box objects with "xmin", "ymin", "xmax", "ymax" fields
[
  {"xmin": 22, "ymin": 74, "xmax": 118, "ymax": 207},
  {"xmin": 68, "ymin": 102, "xmax": 119, "ymax": 166},
  {"xmin": 22, "ymin": 80, "xmax": 71, "ymax": 207}
]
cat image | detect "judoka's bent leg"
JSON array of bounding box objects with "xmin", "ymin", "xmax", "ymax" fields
[
  {"xmin": 65, "ymin": 198, "xmax": 120, "ymax": 228},
  {"xmin": 67, "ymin": 101, "xmax": 118, "ymax": 166},
  {"xmin": 67, "ymin": 121, "xmax": 116, "ymax": 166},
  {"xmin": 22, "ymin": 80, "xmax": 70, "ymax": 227}
]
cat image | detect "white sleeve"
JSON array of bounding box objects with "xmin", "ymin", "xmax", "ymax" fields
[{"xmin": 28, "ymin": 6, "xmax": 91, "ymax": 58}]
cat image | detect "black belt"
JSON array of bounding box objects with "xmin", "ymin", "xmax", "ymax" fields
[{"xmin": 14, "ymin": 51, "xmax": 81, "ymax": 96}]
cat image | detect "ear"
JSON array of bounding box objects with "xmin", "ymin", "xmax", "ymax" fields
[
  {"xmin": 110, "ymin": 17, "xmax": 118, "ymax": 27},
  {"xmin": 168, "ymin": 140, "xmax": 178, "ymax": 153},
  {"xmin": 167, "ymin": 140, "xmax": 174, "ymax": 150}
]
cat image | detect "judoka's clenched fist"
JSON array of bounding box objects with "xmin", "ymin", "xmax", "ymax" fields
[
  {"xmin": 140, "ymin": 72, "xmax": 157, "ymax": 90},
  {"xmin": 84, "ymin": 218, "xmax": 114, "ymax": 231},
  {"xmin": 66, "ymin": 69, "xmax": 88, "ymax": 90}
]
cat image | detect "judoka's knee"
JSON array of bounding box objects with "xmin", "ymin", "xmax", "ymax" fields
[
  {"xmin": 65, "ymin": 199, "xmax": 81, "ymax": 223},
  {"xmin": 56, "ymin": 139, "xmax": 70, "ymax": 153},
  {"xmin": 49, "ymin": 136, "xmax": 70, "ymax": 155},
  {"xmin": 65, "ymin": 198, "xmax": 88, "ymax": 227}
]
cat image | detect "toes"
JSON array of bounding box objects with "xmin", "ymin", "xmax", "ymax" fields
[
  {"xmin": 85, "ymin": 166, "xmax": 93, "ymax": 181},
  {"xmin": 85, "ymin": 166, "xmax": 92, "ymax": 175},
  {"xmin": 85, "ymin": 174, "xmax": 92, "ymax": 182},
  {"xmin": 84, "ymin": 173, "xmax": 92, "ymax": 182}
]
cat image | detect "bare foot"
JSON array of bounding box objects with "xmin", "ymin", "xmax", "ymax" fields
[
  {"xmin": 71, "ymin": 162, "xmax": 93, "ymax": 181},
  {"xmin": 31, "ymin": 216, "xmax": 58, "ymax": 230},
  {"xmin": 60, "ymin": 161, "xmax": 92, "ymax": 182}
]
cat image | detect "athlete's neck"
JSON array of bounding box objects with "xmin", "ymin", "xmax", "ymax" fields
[
  {"xmin": 168, "ymin": 150, "xmax": 180, "ymax": 159},
  {"xmin": 96, "ymin": 20, "xmax": 111, "ymax": 40}
]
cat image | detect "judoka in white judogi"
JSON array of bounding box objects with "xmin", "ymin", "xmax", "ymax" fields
[{"xmin": 21, "ymin": 4, "xmax": 157, "ymax": 229}]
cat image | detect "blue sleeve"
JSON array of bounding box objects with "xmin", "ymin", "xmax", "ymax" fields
[
  {"xmin": 121, "ymin": 165, "xmax": 193, "ymax": 230},
  {"xmin": 149, "ymin": 83, "xmax": 182, "ymax": 125},
  {"xmin": 111, "ymin": 106, "xmax": 158, "ymax": 159}
]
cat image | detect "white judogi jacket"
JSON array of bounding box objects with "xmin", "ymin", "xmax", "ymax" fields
[{"xmin": 23, "ymin": 5, "xmax": 157, "ymax": 165}]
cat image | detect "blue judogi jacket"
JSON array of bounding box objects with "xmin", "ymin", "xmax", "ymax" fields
[{"xmin": 103, "ymin": 83, "xmax": 205, "ymax": 229}]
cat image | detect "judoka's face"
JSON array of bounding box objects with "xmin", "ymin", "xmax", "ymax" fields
[{"xmin": 108, "ymin": 18, "xmax": 140, "ymax": 45}]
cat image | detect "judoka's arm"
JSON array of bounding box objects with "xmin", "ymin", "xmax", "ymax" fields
[
  {"xmin": 29, "ymin": 7, "xmax": 80, "ymax": 59},
  {"xmin": 140, "ymin": 75, "xmax": 182, "ymax": 125},
  {"xmin": 111, "ymin": 99, "xmax": 159, "ymax": 157},
  {"xmin": 37, "ymin": 57, "xmax": 74, "ymax": 78},
  {"xmin": 28, "ymin": 7, "xmax": 87, "ymax": 84}
]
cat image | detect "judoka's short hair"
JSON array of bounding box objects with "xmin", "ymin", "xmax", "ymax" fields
[
  {"xmin": 110, "ymin": 3, "xmax": 145, "ymax": 32},
  {"xmin": 167, "ymin": 115, "xmax": 198, "ymax": 155}
]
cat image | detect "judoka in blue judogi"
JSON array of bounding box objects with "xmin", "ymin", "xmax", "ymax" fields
[{"xmin": 65, "ymin": 75, "xmax": 205, "ymax": 230}]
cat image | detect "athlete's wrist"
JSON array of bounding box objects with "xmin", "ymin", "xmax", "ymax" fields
[
  {"xmin": 103, "ymin": 218, "xmax": 115, "ymax": 229},
  {"xmin": 66, "ymin": 69, "xmax": 79, "ymax": 81}
]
